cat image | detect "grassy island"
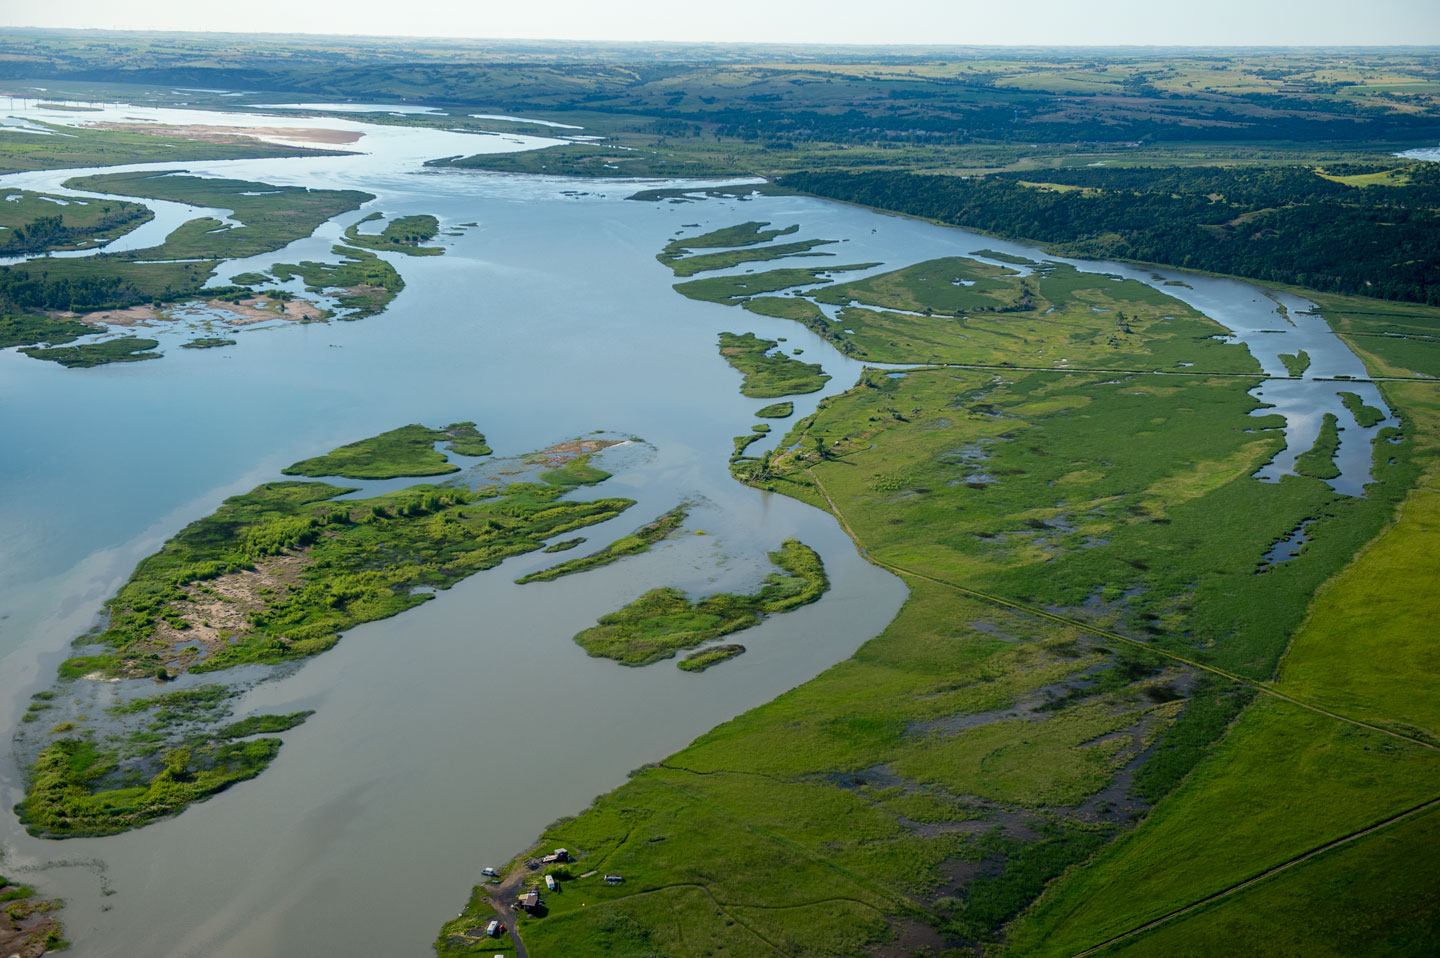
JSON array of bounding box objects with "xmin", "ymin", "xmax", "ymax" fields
[
  {"xmin": 282, "ymin": 422, "xmax": 488, "ymax": 479},
  {"xmin": 674, "ymin": 263, "xmax": 882, "ymax": 306},
  {"xmin": 269, "ymin": 244, "xmax": 405, "ymax": 320},
  {"xmin": 1340, "ymin": 391, "xmax": 1386, "ymax": 428},
  {"xmin": 755, "ymin": 401, "xmax": 793, "ymax": 418},
  {"xmin": 677, "ymin": 644, "xmax": 746, "ymax": 672},
  {"xmin": 573, "ymin": 539, "xmax": 826, "ymax": 666},
  {"xmin": 516, "ymin": 506, "xmax": 687, "ymax": 584},
  {"xmin": 656, "ymin": 222, "xmax": 838, "ymax": 277},
  {"xmin": 1280, "ymin": 349, "xmax": 1313, "ymax": 377},
  {"xmin": 717, "ymin": 331, "xmax": 830, "ymax": 397},
  {"xmin": 342, "ymin": 212, "xmax": 444, "ymax": 256},
  {"xmin": 20, "ymin": 336, "xmax": 161, "ymax": 368},
  {"xmin": 1294, "ymin": 412, "xmax": 1343, "ymax": 480},
  {"xmin": 19, "ymin": 425, "xmax": 633, "ymax": 837},
  {"xmin": 0, "ymin": 188, "xmax": 152, "ymax": 255}
]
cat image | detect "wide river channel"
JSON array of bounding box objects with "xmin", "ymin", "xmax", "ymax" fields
[{"xmin": 0, "ymin": 102, "xmax": 1398, "ymax": 956}]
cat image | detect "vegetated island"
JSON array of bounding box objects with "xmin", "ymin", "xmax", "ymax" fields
[
  {"xmin": 677, "ymin": 644, "xmax": 746, "ymax": 672},
  {"xmin": 516, "ymin": 505, "xmax": 687, "ymax": 584},
  {"xmin": 1339, "ymin": 390, "xmax": 1386, "ymax": 428},
  {"xmin": 342, "ymin": 211, "xmax": 445, "ymax": 256},
  {"xmin": 656, "ymin": 222, "xmax": 837, "ymax": 277},
  {"xmin": 0, "ymin": 171, "xmax": 402, "ymax": 362},
  {"xmin": 1293, "ymin": 412, "xmax": 1343, "ymax": 480},
  {"xmin": 0, "ymin": 188, "xmax": 152, "ymax": 255},
  {"xmin": 19, "ymin": 336, "xmax": 161, "ymax": 368},
  {"xmin": 573, "ymin": 538, "xmax": 826, "ymax": 667},
  {"xmin": 755, "ymin": 401, "xmax": 794, "ymax": 418},
  {"xmin": 1279, "ymin": 349, "xmax": 1312, "ymax": 377},
  {"xmin": 15, "ymin": 424, "xmax": 635, "ymax": 837},
  {"xmin": 283, "ymin": 422, "xmax": 490, "ymax": 479},
  {"xmin": 717, "ymin": 331, "xmax": 830, "ymax": 398}
]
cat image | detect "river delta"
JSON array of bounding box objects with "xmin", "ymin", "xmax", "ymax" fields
[{"xmin": 0, "ymin": 98, "xmax": 1414, "ymax": 957}]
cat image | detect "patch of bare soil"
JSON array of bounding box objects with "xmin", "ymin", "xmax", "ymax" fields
[
  {"xmin": 146, "ymin": 552, "xmax": 310, "ymax": 671},
  {"xmin": 49, "ymin": 305, "xmax": 158, "ymax": 327},
  {"xmin": 86, "ymin": 121, "xmax": 363, "ymax": 146},
  {"xmin": 0, "ymin": 892, "xmax": 60, "ymax": 958},
  {"xmin": 529, "ymin": 438, "xmax": 625, "ymax": 467},
  {"xmin": 213, "ymin": 296, "xmax": 325, "ymax": 325}
]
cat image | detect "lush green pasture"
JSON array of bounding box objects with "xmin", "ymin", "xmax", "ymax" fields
[
  {"xmin": 763, "ymin": 366, "xmax": 1411, "ymax": 679},
  {"xmin": 573, "ymin": 539, "xmax": 826, "ymax": 666},
  {"xmin": 516, "ymin": 505, "xmax": 687, "ymax": 583},
  {"xmin": 1272, "ymin": 382, "xmax": 1440, "ymax": 741},
  {"xmin": 716, "ymin": 331, "xmax": 830, "ymax": 398},
  {"xmin": 342, "ymin": 212, "xmax": 444, "ymax": 256},
  {"xmin": 1286, "ymin": 287, "xmax": 1440, "ymax": 379},
  {"xmin": 1099, "ymin": 804, "xmax": 1440, "ymax": 958},
  {"xmin": 1004, "ymin": 698, "xmax": 1440, "ymax": 957},
  {"xmin": 282, "ymin": 422, "xmax": 486, "ymax": 479},
  {"xmin": 0, "ymin": 188, "xmax": 151, "ymax": 254}
]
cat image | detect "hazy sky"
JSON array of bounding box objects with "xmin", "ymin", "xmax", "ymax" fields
[{"xmin": 3, "ymin": 0, "xmax": 1439, "ymax": 47}]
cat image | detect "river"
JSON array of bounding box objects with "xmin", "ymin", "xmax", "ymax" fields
[{"xmin": 0, "ymin": 101, "xmax": 1398, "ymax": 956}]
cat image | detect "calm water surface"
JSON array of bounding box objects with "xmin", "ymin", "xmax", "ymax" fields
[{"xmin": 0, "ymin": 102, "xmax": 1397, "ymax": 956}]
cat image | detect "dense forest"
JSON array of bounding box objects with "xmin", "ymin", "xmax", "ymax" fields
[{"xmin": 780, "ymin": 164, "xmax": 1440, "ymax": 304}]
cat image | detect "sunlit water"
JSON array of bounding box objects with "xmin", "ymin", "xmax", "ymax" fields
[{"xmin": 0, "ymin": 101, "xmax": 1399, "ymax": 956}]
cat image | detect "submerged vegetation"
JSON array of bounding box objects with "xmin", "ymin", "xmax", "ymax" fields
[
  {"xmin": 516, "ymin": 506, "xmax": 687, "ymax": 584},
  {"xmin": 573, "ymin": 539, "xmax": 827, "ymax": 666}
]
